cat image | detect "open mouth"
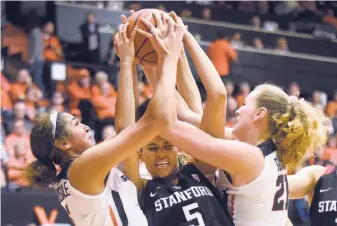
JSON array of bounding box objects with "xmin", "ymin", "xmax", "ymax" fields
[{"xmin": 156, "ymin": 160, "xmax": 169, "ymax": 168}]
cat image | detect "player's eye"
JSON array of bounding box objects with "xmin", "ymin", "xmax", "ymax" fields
[
  {"xmin": 163, "ymin": 145, "xmax": 173, "ymax": 150},
  {"xmin": 148, "ymin": 147, "xmax": 158, "ymax": 152}
]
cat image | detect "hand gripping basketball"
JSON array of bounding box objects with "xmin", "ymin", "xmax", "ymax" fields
[
  {"xmin": 114, "ymin": 22, "xmax": 137, "ymax": 63},
  {"xmin": 137, "ymin": 14, "xmax": 184, "ymax": 59}
]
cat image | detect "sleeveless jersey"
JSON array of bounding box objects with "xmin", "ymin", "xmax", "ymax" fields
[
  {"xmin": 143, "ymin": 163, "xmax": 234, "ymax": 226},
  {"xmin": 309, "ymin": 166, "xmax": 337, "ymax": 226},
  {"xmin": 216, "ymin": 140, "xmax": 289, "ymax": 226},
  {"xmin": 53, "ymin": 162, "xmax": 148, "ymax": 226}
]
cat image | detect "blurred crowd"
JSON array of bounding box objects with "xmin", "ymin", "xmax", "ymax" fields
[{"xmin": 1, "ymin": 3, "xmax": 336, "ymax": 223}]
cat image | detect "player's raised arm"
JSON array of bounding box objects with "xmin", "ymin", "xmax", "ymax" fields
[
  {"xmin": 288, "ymin": 165, "xmax": 326, "ymax": 202},
  {"xmin": 67, "ymin": 19, "xmax": 184, "ymax": 195}
]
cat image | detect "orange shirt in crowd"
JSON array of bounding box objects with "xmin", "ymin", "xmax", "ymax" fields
[
  {"xmin": 5, "ymin": 134, "xmax": 31, "ymax": 157},
  {"xmin": 6, "ymin": 156, "xmax": 31, "ymax": 186},
  {"xmin": 10, "ymin": 82, "xmax": 27, "ymax": 102},
  {"xmin": 67, "ymin": 81, "xmax": 92, "ymax": 109},
  {"xmin": 324, "ymin": 16, "xmax": 337, "ymax": 30},
  {"xmin": 207, "ymin": 39, "xmax": 237, "ymax": 76},
  {"xmin": 325, "ymin": 147, "xmax": 337, "ymax": 165},
  {"xmin": 25, "ymin": 101, "xmax": 36, "ymax": 121},
  {"xmin": 326, "ymin": 100, "xmax": 337, "ymax": 117},
  {"xmin": 43, "ymin": 35, "xmax": 63, "ymax": 62},
  {"xmin": 92, "ymin": 95, "xmax": 117, "ymax": 120},
  {"xmin": 236, "ymin": 93, "xmax": 246, "ymax": 107},
  {"xmin": 92, "ymin": 84, "xmax": 117, "ymax": 97},
  {"xmin": 1, "ymin": 74, "xmax": 12, "ymax": 110}
]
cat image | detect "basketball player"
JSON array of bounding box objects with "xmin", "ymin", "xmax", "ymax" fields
[
  {"xmin": 288, "ymin": 164, "xmax": 336, "ymax": 226},
  {"xmin": 121, "ymin": 12, "xmax": 234, "ymax": 226},
  {"xmin": 26, "ymin": 20, "xmax": 185, "ymax": 226}
]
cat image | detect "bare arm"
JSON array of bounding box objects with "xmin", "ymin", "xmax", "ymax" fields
[
  {"xmin": 288, "ymin": 165, "xmax": 325, "ymax": 202},
  {"xmin": 161, "ymin": 120, "xmax": 264, "ymax": 177},
  {"xmin": 68, "ymin": 19, "xmax": 183, "ymax": 195},
  {"xmin": 176, "ymin": 49, "xmax": 203, "ymax": 115}
]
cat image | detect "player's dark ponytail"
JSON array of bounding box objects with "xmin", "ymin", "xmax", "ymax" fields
[{"xmin": 25, "ymin": 113, "xmax": 69, "ymax": 187}]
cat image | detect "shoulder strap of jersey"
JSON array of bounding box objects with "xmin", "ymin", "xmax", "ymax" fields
[
  {"xmin": 257, "ymin": 139, "xmax": 276, "ymax": 157},
  {"xmin": 57, "ymin": 160, "xmax": 72, "ymax": 181}
]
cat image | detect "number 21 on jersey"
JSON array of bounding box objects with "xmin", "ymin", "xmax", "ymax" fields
[{"xmin": 272, "ymin": 174, "xmax": 289, "ymax": 211}]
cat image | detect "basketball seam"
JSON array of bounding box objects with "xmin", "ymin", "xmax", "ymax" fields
[
  {"xmin": 140, "ymin": 50, "xmax": 156, "ymax": 65},
  {"xmin": 134, "ymin": 9, "xmax": 150, "ymax": 58},
  {"xmin": 136, "ymin": 56, "xmax": 156, "ymax": 63}
]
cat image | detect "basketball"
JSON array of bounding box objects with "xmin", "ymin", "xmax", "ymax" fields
[{"xmin": 126, "ymin": 9, "xmax": 165, "ymax": 66}]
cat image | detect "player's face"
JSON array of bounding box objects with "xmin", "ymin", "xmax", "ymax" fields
[
  {"xmin": 232, "ymin": 90, "xmax": 259, "ymax": 140},
  {"xmin": 60, "ymin": 113, "xmax": 95, "ymax": 156},
  {"xmin": 141, "ymin": 136, "xmax": 179, "ymax": 179}
]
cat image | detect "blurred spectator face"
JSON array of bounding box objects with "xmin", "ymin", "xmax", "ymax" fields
[
  {"xmin": 102, "ymin": 125, "xmax": 116, "ymax": 140},
  {"xmin": 258, "ymin": 1, "xmax": 270, "ymax": 14},
  {"xmin": 26, "ymin": 87, "xmax": 41, "ymax": 103},
  {"xmin": 232, "ymin": 32, "xmax": 242, "ymax": 41},
  {"xmin": 95, "ymin": 71, "xmax": 108, "ymax": 86},
  {"xmin": 101, "ymin": 83, "xmax": 110, "ymax": 96},
  {"xmin": 180, "ymin": 9, "xmax": 192, "ymax": 17},
  {"xmin": 225, "ymin": 81, "xmax": 234, "ymax": 95},
  {"xmin": 202, "ymin": 8, "xmax": 211, "ymax": 20},
  {"xmin": 228, "ymin": 97, "xmax": 238, "ymax": 112},
  {"xmin": 253, "ymin": 38, "xmax": 264, "ymax": 49},
  {"xmin": 277, "ymin": 38, "xmax": 288, "ymax": 51},
  {"xmin": 289, "ymin": 82, "xmax": 300, "ymax": 95},
  {"xmin": 240, "ymin": 82, "xmax": 250, "ymax": 95},
  {"xmin": 52, "ymin": 92, "xmax": 64, "ymax": 105},
  {"xmin": 13, "ymin": 120, "xmax": 26, "ymax": 136},
  {"xmin": 17, "ymin": 69, "xmax": 31, "ymax": 84},
  {"xmin": 14, "ymin": 102, "xmax": 26, "ymax": 120},
  {"xmin": 79, "ymin": 76, "xmax": 91, "ymax": 88},
  {"xmin": 312, "ymin": 91, "xmax": 321, "ymax": 104},
  {"xmin": 87, "ymin": 13, "xmax": 95, "ymax": 23},
  {"xmin": 43, "ymin": 22, "xmax": 55, "ymax": 35},
  {"xmin": 251, "ymin": 16, "xmax": 262, "ymax": 28},
  {"xmin": 14, "ymin": 142, "xmax": 27, "ymax": 160}
]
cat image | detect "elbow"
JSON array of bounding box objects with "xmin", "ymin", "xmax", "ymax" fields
[
  {"xmin": 145, "ymin": 109, "xmax": 176, "ymax": 130},
  {"xmin": 209, "ymin": 87, "xmax": 227, "ymax": 102}
]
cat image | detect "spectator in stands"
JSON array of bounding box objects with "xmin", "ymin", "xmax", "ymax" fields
[
  {"xmin": 4, "ymin": 101, "xmax": 34, "ymax": 133},
  {"xmin": 10, "ymin": 69, "xmax": 40, "ymax": 102},
  {"xmin": 1, "ymin": 73, "xmax": 12, "ymax": 112},
  {"xmin": 92, "ymin": 71, "xmax": 116, "ymax": 97},
  {"xmin": 312, "ymin": 90, "xmax": 325, "ymax": 111},
  {"xmin": 43, "ymin": 22, "xmax": 63, "ymax": 62},
  {"xmin": 225, "ymin": 81, "xmax": 238, "ymax": 127},
  {"xmin": 67, "ymin": 75, "xmax": 92, "ymax": 110},
  {"xmin": 92, "ymin": 82, "xmax": 116, "ymax": 122},
  {"xmin": 331, "ymin": 110, "xmax": 337, "ymax": 134},
  {"xmin": 230, "ymin": 32, "xmax": 244, "ymax": 48},
  {"xmin": 25, "ymin": 86, "xmax": 43, "ymax": 121},
  {"xmin": 5, "ymin": 120, "xmax": 31, "ymax": 158},
  {"xmin": 48, "ymin": 91, "xmax": 65, "ymax": 114},
  {"xmin": 106, "ymin": 33, "xmax": 120, "ymax": 87},
  {"xmin": 27, "ymin": 9, "xmax": 45, "ymax": 95},
  {"xmin": 275, "ymin": 37, "xmax": 290, "ymax": 53},
  {"xmin": 327, "ymin": 91, "xmax": 337, "ymax": 117},
  {"xmin": 288, "ymin": 82, "xmax": 301, "ymax": 96},
  {"xmin": 80, "ymin": 13, "xmax": 100, "ymax": 64},
  {"xmin": 127, "ymin": 2, "xmax": 142, "ymax": 11},
  {"xmin": 201, "ymin": 8, "xmax": 212, "ymax": 20},
  {"xmin": 323, "ymin": 9, "xmax": 337, "ymax": 31},
  {"xmin": 253, "ymin": 37, "xmax": 264, "ymax": 49},
  {"xmin": 251, "ymin": 16, "xmax": 262, "ymax": 29},
  {"xmin": 180, "ymin": 9, "xmax": 192, "ymax": 18},
  {"xmin": 238, "ymin": 2, "xmax": 256, "ymax": 13},
  {"xmin": 207, "ymin": 31, "xmax": 237, "ymax": 83},
  {"xmin": 257, "ymin": 1, "xmax": 270, "ymax": 15},
  {"xmin": 138, "ymin": 81, "xmax": 153, "ymax": 106},
  {"xmin": 6, "ymin": 142, "xmax": 32, "ymax": 187},
  {"xmin": 236, "ymin": 81, "xmax": 251, "ymax": 107},
  {"xmin": 101, "ymin": 124, "xmax": 116, "ymax": 141},
  {"xmin": 325, "ymin": 135, "xmax": 337, "ymax": 165}
]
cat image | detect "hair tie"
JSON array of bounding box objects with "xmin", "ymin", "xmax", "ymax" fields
[{"xmin": 50, "ymin": 112, "xmax": 58, "ymax": 139}]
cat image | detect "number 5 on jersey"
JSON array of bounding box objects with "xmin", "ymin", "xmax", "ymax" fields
[
  {"xmin": 272, "ymin": 174, "xmax": 289, "ymax": 211},
  {"xmin": 183, "ymin": 203, "xmax": 205, "ymax": 226}
]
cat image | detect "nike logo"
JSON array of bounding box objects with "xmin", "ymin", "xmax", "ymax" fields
[
  {"xmin": 320, "ymin": 188, "xmax": 332, "ymax": 193},
  {"xmin": 150, "ymin": 187, "xmax": 161, "ymax": 197}
]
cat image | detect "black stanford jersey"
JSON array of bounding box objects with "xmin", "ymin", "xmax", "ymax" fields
[
  {"xmin": 309, "ymin": 166, "xmax": 337, "ymax": 226},
  {"xmin": 143, "ymin": 164, "xmax": 234, "ymax": 226}
]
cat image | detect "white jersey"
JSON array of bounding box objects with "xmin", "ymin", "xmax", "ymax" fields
[
  {"xmin": 53, "ymin": 163, "xmax": 148, "ymax": 226},
  {"xmin": 216, "ymin": 140, "xmax": 288, "ymax": 226}
]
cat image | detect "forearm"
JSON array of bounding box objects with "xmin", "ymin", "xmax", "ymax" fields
[
  {"xmin": 184, "ymin": 32, "xmax": 226, "ymax": 98},
  {"xmin": 176, "ymin": 49, "xmax": 203, "ymax": 114},
  {"xmin": 115, "ymin": 61, "xmax": 135, "ymax": 132}
]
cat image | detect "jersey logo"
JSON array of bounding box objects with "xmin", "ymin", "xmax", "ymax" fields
[
  {"xmin": 320, "ymin": 188, "xmax": 332, "ymax": 193},
  {"xmin": 174, "ymin": 186, "xmax": 181, "ymax": 189},
  {"xmin": 120, "ymin": 175, "xmax": 129, "ymax": 182},
  {"xmin": 150, "ymin": 187, "xmax": 162, "ymax": 197},
  {"xmin": 191, "ymin": 174, "xmax": 200, "ymax": 182}
]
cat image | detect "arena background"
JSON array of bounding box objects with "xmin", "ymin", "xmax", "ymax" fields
[{"xmin": 1, "ymin": 1, "xmax": 337, "ymax": 225}]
